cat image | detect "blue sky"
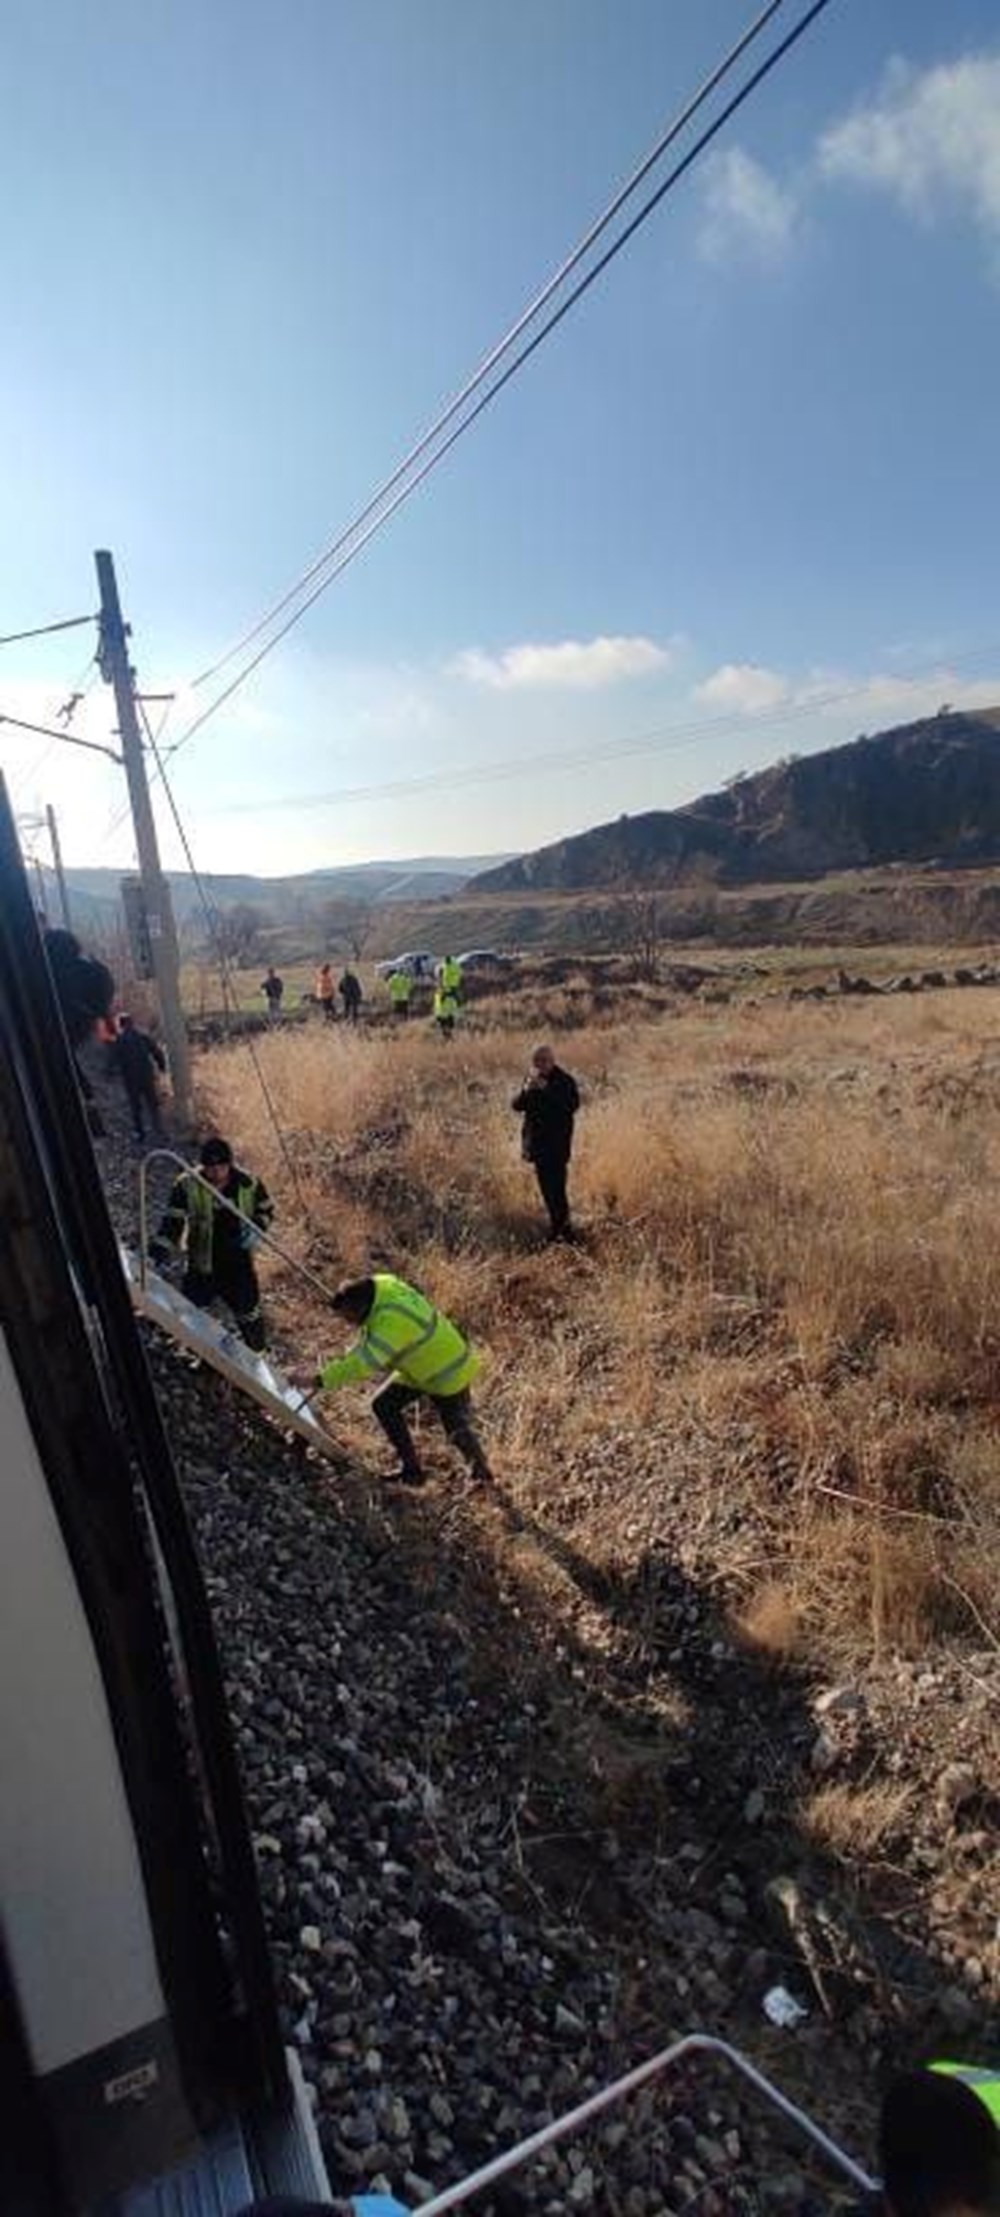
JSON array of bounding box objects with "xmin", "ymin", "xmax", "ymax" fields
[{"xmin": 4, "ymin": 0, "xmax": 1000, "ymax": 873}]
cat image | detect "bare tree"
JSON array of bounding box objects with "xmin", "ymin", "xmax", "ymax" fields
[
  {"xmin": 317, "ymin": 897, "xmax": 380, "ymax": 964},
  {"xmin": 211, "ymin": 901, "xmax": 268, "ymax": 967},
  {"xmin": 608, "ymin": 883, "xmax": 665, "ymax": 982}
]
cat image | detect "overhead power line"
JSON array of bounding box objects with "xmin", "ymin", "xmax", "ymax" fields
[
  {"xmin": 0, "ymin": 612, "xmax": 96, "ymax": 649},
  {"xmin": 197, "ymin": 646, "xmax": 1000, "ymax": 820},
  {"xmin": 189, "ymin": 0, "xmax": 789, "ymax": 698},
  {"xmin": 0, "ymin": 710, "xmax": 123, "ymax": 764},
  {"xmin": 166, "ymin": 0, "xmax": 837, "ymax": 770}
]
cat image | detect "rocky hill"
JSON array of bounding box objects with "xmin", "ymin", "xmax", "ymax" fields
[{"xmin": 476, "ymin": 710, "xmax": 1000, "ymax": 892}]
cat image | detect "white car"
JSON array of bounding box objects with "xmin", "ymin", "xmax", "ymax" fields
[
  {"xmin": 456, "ymin": 948, "xmax": 514, "ymax": 973},
  {"xmin": 374, "ymin": 950, "xmax": 436, "ymax": 980}
]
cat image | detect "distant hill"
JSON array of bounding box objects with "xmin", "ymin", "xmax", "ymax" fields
[
  {"xmin": 50, "ymin": 852, "xmax": 513, "ymax": 926},
  {"xmin": 474, "ymin": 711, "xmax": 1000, "ymax": 893}
]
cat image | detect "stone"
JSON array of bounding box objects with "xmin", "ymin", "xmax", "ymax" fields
[
  {"xmin": 939, "ymin": 1985, "xmax": 977, "ymax": 2035},
  {"xmin": 810, "ymin": 1731, "xmax": 839, "ymax": 1775},
  {"xmin": 936, "ymin": 1763, "xmax": 978, "ymax": 1821},
  {"xmin": 814, "ymin": 1686, "xmax": 864, "ymax": 1718}
]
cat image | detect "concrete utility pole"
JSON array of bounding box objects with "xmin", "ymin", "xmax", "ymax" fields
[
  {"xmin": 46, "ymin": 804, "xmax": 71, "ymax": 931},
  {"xmin": 94, "ymin": 550, "xmax": 193, "ymax": 1129}
]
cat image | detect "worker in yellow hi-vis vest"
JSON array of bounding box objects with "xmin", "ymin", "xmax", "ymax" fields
[
  {"xmin": 293, "ymin": 1272, "xmax": 491, "ymax": 1487},
  {"xmin": 387, "ymin": 968, "xmax": 412, "ymax": 1019}
]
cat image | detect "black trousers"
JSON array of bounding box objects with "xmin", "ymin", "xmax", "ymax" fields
[
  {"xmin": 371, "ymin": 1379, "xmax": 489, "ymax": 1479},
  {"xmin": 124, "ymin": 1079, "xmax": 160, "ymax": 1142},
  {"xmin": 532, "ymin": 1148, "xmax": 571, "ymax": 1236},
  {"xmin": 183, "ymin": 1257, "xmax": 266, "ymax": 1350}
]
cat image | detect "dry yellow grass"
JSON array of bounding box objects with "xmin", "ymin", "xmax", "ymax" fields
[
  {"xmin": 805, "ymin": 1780, "xmax": 915, "ymax": 1858},
  {"xmin": 201, "ymin": 983, "xmax": 1000, "ymax": 1664}
]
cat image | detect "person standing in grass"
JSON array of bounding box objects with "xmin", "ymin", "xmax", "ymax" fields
[
  {"xmin": 512, "ymin": 1042, "xmax": 580, "ymax": 1241},
  {"xmin": 339, "ymin": 968, "xmax": 362, "ymax": 1024},
  {"xmin": 293, "ymin": 1273, "xmax": 492, "ymax": 1487},
  {"xmin": 260, "ymin": 966, "xmax": 284, "ymax": 1023},
  {"xmin": 437, "ymin": 952, "xmax": 463, "ymax": 1000},
  {"xmin": 315, "ymin": 961, "xmax": 337, "ymax": 1020},
  {"xmin": 387, "ymin": 967, "xmax": 412, "ymax": 1019},
  {"xmin": 433, "ymin": 983, "xmax": 459, "ymax": 1039}
]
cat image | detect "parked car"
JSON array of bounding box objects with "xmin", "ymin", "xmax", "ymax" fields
[
  {"xmin": 374, "ymin": 949, "xmax": 436, "ymax": 979},
  {"xmin": 455, "ymin": 948, "xmax": 514, "ymax": 973}
]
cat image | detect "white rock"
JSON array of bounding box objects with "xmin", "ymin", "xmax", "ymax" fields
[{"xmin": 814, "ymin": 1686, "xmax": 864, "ymax": 1718}]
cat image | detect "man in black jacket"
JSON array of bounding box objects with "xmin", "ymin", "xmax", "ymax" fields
[
  {"xmin": 112, "ymin": 1013, "xmax": 166, "ymax": 1142},
  {"xmin": 43, "ymin": 926, "xmax": 116, "ymax": 1137},
  {"xmin": 512, "ymin": 1044, "xmax": 580, "ymax": 1241}
]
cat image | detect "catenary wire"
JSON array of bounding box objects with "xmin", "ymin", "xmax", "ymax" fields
[
  {"xmin": 0, "ymin": 612, "xmax": 96, "ymax": 649},
  {"xmin": 166, "ymin": 0, "xmax": 838, "ymax": 768},
  {"xmin": 87, "ymin": 635, "xmax": 1000, "ymax": 854},
  {"xmin": 0, "ymin": 710, "xmax": 123, "ymax": 763},
  {"xmin": 194, "ymin": 647, "xmax": 1000, "ymax": 821},
  {"xmin": 188, "ymin": 0, "xmax": 790, "ymax": 695}
]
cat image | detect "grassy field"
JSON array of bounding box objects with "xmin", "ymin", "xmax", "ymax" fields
[
  {"xmin": 200, "ymin": 977, "xmax": 1000, "ymax": 1672},
  {"xmin": 175, "ymin": 938, "xmax": 1000, "ymax": 1024}
]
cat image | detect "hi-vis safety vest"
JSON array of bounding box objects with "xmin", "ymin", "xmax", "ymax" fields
[
  {"xmin": 318, "ymin": 1273, "xmax": 479, "ymax": 1398},
  {"xmin": 440, "ymin": 956, "xmax": 462, "ymax": 993},
  {"xmin": 434, "ymin": 988, "xmax": 459, "ymax": 1022},
  {"xmin": 166, "ymin": 1170, "xmax": 266, "ymax": 1274},
  {"xmin": 932, "ymin": 2062, "xmax": 1000, "ymax": 2126},
  {"xmin": 388, "ymin": 971, "xmax": 412, "ymax": 1003}
]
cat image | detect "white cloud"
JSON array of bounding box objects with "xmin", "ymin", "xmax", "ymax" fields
[
  {"xmin": 449, "ymin": 634, "xmax": 672, "ymax": 692},
  {"xmin": 691, "ymin": 658, "xmax": 1000, "ymax": 741},
  {"xmin": 695, "ymin": 662, "xmax": 791, "ymax": 714},
  {"xmin": 819, "ymin": 51, "xmax": 1000, "ymax": 243},
  {"xmin": 698, "ymin": 147, "xmax": 799, "ymax": 264}
]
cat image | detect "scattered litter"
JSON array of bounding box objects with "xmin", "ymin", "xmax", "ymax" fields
[{"xmin": 763, "ymin": 1986, "xmax": 809, "ymax": 2029}]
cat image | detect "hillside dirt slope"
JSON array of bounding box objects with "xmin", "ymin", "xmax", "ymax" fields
[{"xmin": 476, "ymin": 711, "xmax": 1000, "ymax": 895}]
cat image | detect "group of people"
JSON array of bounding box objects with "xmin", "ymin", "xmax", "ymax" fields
[
  {"xmin": 45, "ymin": 918, "xmax": 584, "ymax": 1491},
  {"xmin": 310, "ymin": 964, "xmax": 363, "ymax": 1023},
  {"xmin": 148, "ymin": 1041, "xmax": 581, "ymax": 1489},
  {"xmin": 384, "ymin": 953, "xmax": 463, "ymax": 1038},
  {"xmin": 262, "ymin": 956, "xmax": 465, "ymax": 1038}
]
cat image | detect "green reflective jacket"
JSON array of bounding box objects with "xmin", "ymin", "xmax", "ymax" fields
[
  {"xmin": 318, "ymin": 1273, "xmax": 478, "ymax": 1398},
  {"xmin": 931, "ymin": 2062, "xmax": 1000, "ymax": 2126},
  {"xmin": 440, "ymin": 957, "xmax": 462, "ymax": 992},
  {"xmin": 388, "ymin": 971, "xmax": 412, "ymax": 1003},
  {"xmin": 161, "ymin": 1168, "xmax": 271, "ymax": 1275}
]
